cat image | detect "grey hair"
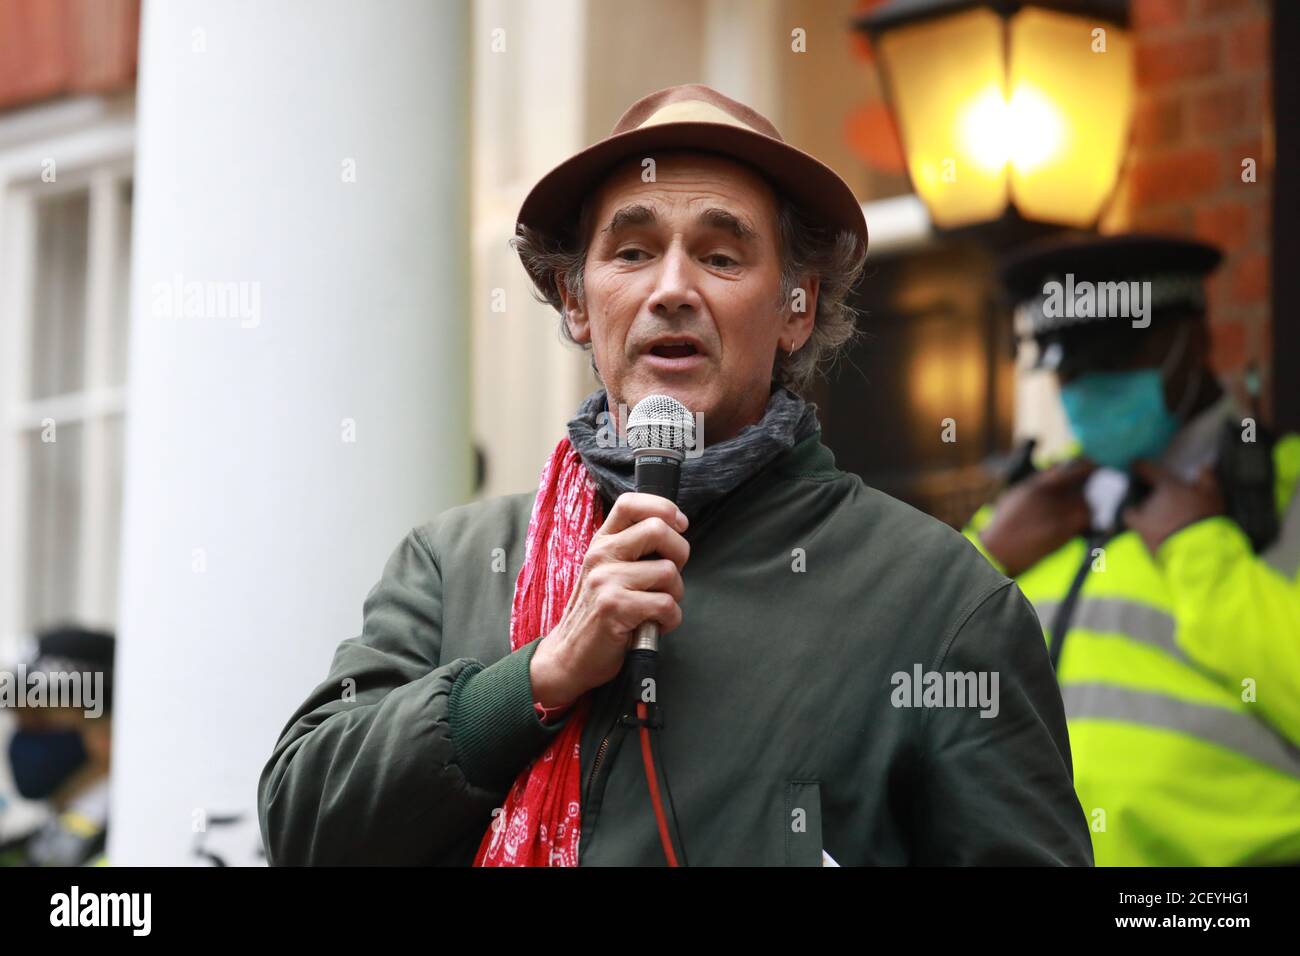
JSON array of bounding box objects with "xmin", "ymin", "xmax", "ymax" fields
[{"xmin": 511, "ymin": 188, "xmax": 868, "ymax": 395}]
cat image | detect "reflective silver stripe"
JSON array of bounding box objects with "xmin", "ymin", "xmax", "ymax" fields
[
  {"xmin": 1062, "ymin": 682, "xmax": 1300, "ymax": 779},
  {"xmin": 1263, "ymin": 476, "xmax": 1300, "ymax": 579},
  {"xmin": 1031, "ymin": 597, "xmax": 1184, "ymax": 662}
]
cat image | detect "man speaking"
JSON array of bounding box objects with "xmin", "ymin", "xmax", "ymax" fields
[{"xmin": 257, "ymin": 84, "xmax": 1092, "ymax": 866}]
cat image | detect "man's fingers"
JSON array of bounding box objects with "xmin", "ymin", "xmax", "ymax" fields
[
  {"xmin": 1131, "ymin": 459, "xmax": 1174, "ymax": 487},
  {"xmin": 622, "ymin": 590, "xmax": 683, "ymax": 635},
  {"xmin": 609, "ymin": 558, "xmax": 685, "ymax": 602},
  {"xmin": 1037, "ymin": 458, "xmax": 1097, "ymax": 489},
  {"xmin": 601, "ymin": 516, "xmax": 690, "ymax": 569},
  {"xmin": 1066, "ymin": 497, "xmax": 1093, "ymax": 532},
  {"xmin": 1195, "ymin": 463, "xmax": 1219, "ymax": 493},
  {"xmin": 599, "ymin": 492, "xmax": 688, "ymax": 536}
]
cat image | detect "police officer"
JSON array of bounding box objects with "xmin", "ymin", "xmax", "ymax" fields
[
  {"xmin": 0, "ymin": 627, "xmax": 114, "ymax": 866},
  {"xmin": 965, "ymin": 233, "xmax": 1300, "ymax": 866}
]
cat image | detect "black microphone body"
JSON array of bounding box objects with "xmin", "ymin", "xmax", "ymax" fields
[
  {"xmin": 631, "ymin": 449, "xmax": 683, "ymax": 655},
  {"xmin": 634, "ymin": 452, "xmax": 682, "ymax": 504},
  {"xmin": 626, "ymin": 395, "xmax": 693, "ymax": 655}
]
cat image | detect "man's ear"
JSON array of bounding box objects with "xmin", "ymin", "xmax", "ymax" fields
[
  {"xmin": 782, "ymin": 274, "xmax": 819, "ymax": 347},
  {"xmin": 556, "ymin": 271, "xmax": 591, "ymax": 345}
]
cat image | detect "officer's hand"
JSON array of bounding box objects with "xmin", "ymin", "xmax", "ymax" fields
[
  {"xmin": 1122, "ymin": 460, "xmax": 1224, "ymax": 556},
  {"xmin": 529, "ymin": 493, "xmax": 689, "ymax": 710},
  {"xmin": 979, "ymin": 459, "xmax": 1096, "ymax": 577}
]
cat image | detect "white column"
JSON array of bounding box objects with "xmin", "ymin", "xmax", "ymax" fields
[{"xmin": 111, "ymin": 0, "xmax": 471, "ymax": 865}]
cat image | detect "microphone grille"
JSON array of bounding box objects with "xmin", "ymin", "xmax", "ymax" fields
[{"xmin": 627, "ymin": 394, "xmax": 694, "ymax": 452}]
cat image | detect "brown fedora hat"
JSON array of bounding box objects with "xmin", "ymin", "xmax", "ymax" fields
[{"xmin": 516, "ymin": 83, "xmax": 869, "ymax": 257}]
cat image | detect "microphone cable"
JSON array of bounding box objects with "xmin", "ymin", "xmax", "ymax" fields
[{"xmin": 624, "ymin": 648, "xmax": 689, "ymax": 866}]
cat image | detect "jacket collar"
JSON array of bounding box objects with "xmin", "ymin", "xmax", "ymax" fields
[
  {"xmin": 587, "ymin": 431, "xmax": 841, "ymax": 523},
  {"xmin": 771, "ymin": 431, "xmax": 839, "ymax": 480},
  {"xmin": 568, "ymin": 385, "xmax": 824, "ymax": 519}
]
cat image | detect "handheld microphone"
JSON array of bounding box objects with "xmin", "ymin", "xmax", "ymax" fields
[
  {"xmin": 626, "ymin": 394, "xmax": 694, "ymax": 654},
  {"xmin": 624, "ymin": 394, "xmax": 695, "ymax": 867}
]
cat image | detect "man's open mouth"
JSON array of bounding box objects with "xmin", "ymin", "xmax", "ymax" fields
[{"xmin": 648, "ymin": 342, "xmax": 699, "ymax": 358}]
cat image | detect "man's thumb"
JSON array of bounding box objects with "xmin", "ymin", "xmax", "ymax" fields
[{"xmin": 1039, "ymin": 458, "xmax": 1096, "ymax": 488}]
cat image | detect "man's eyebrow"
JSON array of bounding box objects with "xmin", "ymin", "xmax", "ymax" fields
[
  {"xmin": 602, "ymin": 204, "xmax": 656, "ymax": 236},
  {"xmin": 698, "ymin": 207, "xmax": 759, "ymax": 242},
  {"xmin": 600, "ymin": 204, "xmax": 760, "ymax": 242}
]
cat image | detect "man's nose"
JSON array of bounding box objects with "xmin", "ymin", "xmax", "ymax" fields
[{"xmin": 646, "ymin": 244, "xmax": 701, "ymax": 317}]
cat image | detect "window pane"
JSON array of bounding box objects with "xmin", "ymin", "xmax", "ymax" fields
[
  {"xmin": 108, "ymin": 180, "xmax": 134, "ymax": 387},
  {"xmin": 23, "ymin": 422, "xmax": 84, "ymax": 632},
  {"xmin": 102, "ymin": 414, "xmax": 125, "ymax": 623},
  {"xmin": 30, "ymin": 191, "xmax": 90, "ymax": 400}
]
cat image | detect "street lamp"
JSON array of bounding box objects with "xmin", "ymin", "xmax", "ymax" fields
[{"xmin": 856, "ymin": 0, "xmax": 1133, "ymax": 231}]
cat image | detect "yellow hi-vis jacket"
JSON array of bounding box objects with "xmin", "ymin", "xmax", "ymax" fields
[{"xmin": 964, "ymin": 432, "xmax": 1300, "ymax": 866}]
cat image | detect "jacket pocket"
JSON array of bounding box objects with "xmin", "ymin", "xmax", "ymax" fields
[{"xmin": 784, "ymin": 780, "xmax": 823, "ymax": 866}]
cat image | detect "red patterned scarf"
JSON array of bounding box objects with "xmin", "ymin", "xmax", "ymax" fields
[{"xmin": 473, "ymin": 437, "xmax": 604, "ymax": 866}]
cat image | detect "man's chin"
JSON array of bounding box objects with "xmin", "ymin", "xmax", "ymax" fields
[
  {"xmin": 608, "ymin": 378, "xmax": 716, "ymax": 436},
  {"xmin": 617, "ymin": 382, "xmax": 710, "ymax": 416}
]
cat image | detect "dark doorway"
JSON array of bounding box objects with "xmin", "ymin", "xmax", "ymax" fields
[{"xmin": 813, "ymin": 239, "xmax": 1016, "ymax": 528}]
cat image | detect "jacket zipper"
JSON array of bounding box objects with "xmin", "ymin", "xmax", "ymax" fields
[
  {"xmin": 588, "ymin": 732, "xmax": 613, "ymax": 788},
  {"xmin": 584, "ymin": 671, "xmax": 630, "ymax": 808}
]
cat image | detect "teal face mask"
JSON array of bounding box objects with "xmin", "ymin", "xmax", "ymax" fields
[
  {"xmin": 1059, "ymin": 368, "xmax": 1180, "ymax": 471},
  {"xmin": 1058, "ymin": 321, "xmax": 1200, "ymax": 472}
]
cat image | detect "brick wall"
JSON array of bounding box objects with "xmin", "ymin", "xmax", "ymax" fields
[
  {"xmin": 1110, "ymin": 0, "xmax": 1274, "ymax": 408},
  {"xmin": 0, "ymin": 0, "xmax": 139, "ymax": 111}
]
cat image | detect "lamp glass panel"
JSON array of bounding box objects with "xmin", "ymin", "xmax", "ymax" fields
[
  {"xmin": 1008, "ymin": 8, "xmax": 1134, "ymax": 227},
  {"xmin": 877, "ymin": 8, "xmax": 1009, "ymax": 228}
]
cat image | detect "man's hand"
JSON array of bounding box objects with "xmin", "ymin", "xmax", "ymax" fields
[
  {"xmin": 1122, "ymin": 460, "xmax": 1225, "ymax": 556},
  {"xmin": 978, "ymin": 460, "xmax": 1096, "ymax": 577},
  {"xmin": 529, "ymin": 493, "xmax": 690, "ymax": 709}
]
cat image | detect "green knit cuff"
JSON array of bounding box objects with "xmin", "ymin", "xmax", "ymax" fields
[{"xmin": 447, "ymin": 640, "xmax": 571, "ymax": 792}]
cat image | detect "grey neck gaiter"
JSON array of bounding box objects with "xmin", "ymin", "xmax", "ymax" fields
[{"xmin": 566, "ymin": 384, "xmax": 822, "ymax": 519}]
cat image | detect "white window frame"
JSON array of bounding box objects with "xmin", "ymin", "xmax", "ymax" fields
[{"xmin": 0, "ymin": 93, "xmax": 135, "ymax": 661}]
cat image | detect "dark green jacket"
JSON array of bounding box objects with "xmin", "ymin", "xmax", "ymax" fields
[{"xmin": 257, "ymin": 434, "xmax": 1093, "ymax": 866}]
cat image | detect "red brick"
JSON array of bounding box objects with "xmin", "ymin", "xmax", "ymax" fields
[
  {"xmin": 1198, "ymin": 0, "xmax": 1258, "ymax": 19},
  {"xmin": 1191, "ymin": 83, "xmax": 1257, "ymax": 136},
  {"xmin": 1208, "ymin": 319, "xmax": 1247, "ymax": 375},
  {"xmin": 1194, "ymin": 201, "xmax": 1250, "ymax": 250},
  {"xmin": 1137, "ymin": 34, "xmax": 1222, "ymax": 87},
  {"xmin": 1227, "ymin": 19, "xmax": 1268, "ymax": 71},
  {"xmin": 1229, "ymin": 135, "xmax": 1265, "ymax": 161},
  {"xmin": 1133, "ymin": 0, "xmax": 1189, "ymax": 29},
  {"xmin": 1230, "ymin": 252, "xmax": 1268, "ymax": 303},
  {"xmin": 1131, "ymin": 96, "xmax": 1185, "ymax": 148},
  {"xmin": 1254, "ymin": 322, "xmax": 1272, "ymax": 369},
  {"xmin": 1127, "ymin": 148, "xmax": 1221, "ymax": 206},
  {"xmin": 1228, "ymin": 140, "xmax": 1267, "ymax": 183},
  {"xmin": 1242, "ymin": 196, "xmax": 1270, "ymax": 244},
  {"xmin": 1205, "ymin": 271, "xmax": 1227, "ymax": 308},
  {"xmin": 1129, "ymin": 206, "xmax": 1193, "ymax": 235},
  {"xmin": 0, "ymin": 0, "xmax": 137, "ymax": 111}
]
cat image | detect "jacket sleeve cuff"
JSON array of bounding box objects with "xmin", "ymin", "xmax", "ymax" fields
[
  {"xmin": 447, "ymin": 639, "xmax": 572, "ymax": 792},
  {"xmin": 1155, "ymin": 515, "xmax": 1250, "ymax": 588}
]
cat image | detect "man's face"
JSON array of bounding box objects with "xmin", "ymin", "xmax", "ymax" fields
[
  {"xmin": 1051, "ymin": 316, "xmax": 1206, "ymax": 410},
  {"xmin": 560, "ymin": 152, "xmax": 817, "ymax": 444}
]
